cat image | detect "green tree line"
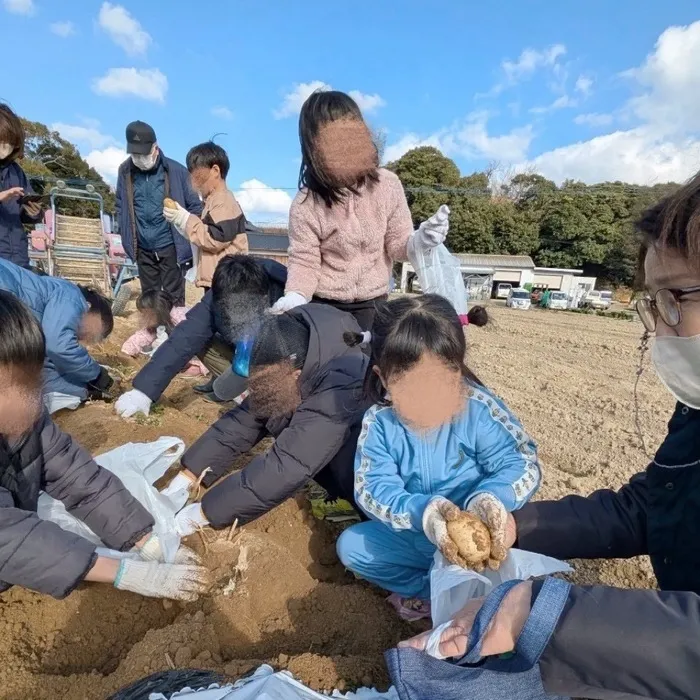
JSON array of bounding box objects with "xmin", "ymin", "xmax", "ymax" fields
[{"xmin": 387, "ymin": 147, "xmax": 680, "ymax": 287}]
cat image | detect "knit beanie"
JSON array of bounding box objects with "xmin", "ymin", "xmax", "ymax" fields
[{"xmin": 251, "ymin": 314, "xmax": 310, "ymax": 370}]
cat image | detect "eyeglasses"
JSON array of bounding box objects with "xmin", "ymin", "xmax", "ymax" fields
[{"xmin": 636, "ymin": 285, "xmax": 700, "ymax": 332}]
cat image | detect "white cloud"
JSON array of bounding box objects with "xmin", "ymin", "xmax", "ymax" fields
[
  {"xmin": 3, "ymin": 0, "xmax": 34, "ymax": 15},
  {"xmin": 98, "ymin": 2, "xmax": 151, "ymax": 56},
  {"xmin": 574, "ymin": 112, "xmax": 614, "ymax": 127},
  {"xmin": 575, "ymin": 75, "xmax": 593, "ymax": 96},
  {"xmin": 50, "ymin": 21, "xmax": 75, "ymax": 37},
  {"xmin": 211, "ymin": 106, "xmax": 234, "ymax": 120},
  {"xmin": 502, "ymin": 44, "xmax": 566, "ymax": 83},
  {"xmin": 348, "ymin": 90, "xmax": 387, "ymax": 113},
  {"xmin": 524, "ymin": 128, "xmax": 700, "ymax": 185},
  {"xmin": 51, "ymin": 122, "xmax": 116, "ymax": 149},
  {"xmin": 274, "ymin": 81, "xmax": 386, "ymax": 118},
  {"xmin": 530, "ymin": 95, "xmax": 577, "ymax": 115},
  {"xmin": 384, "ymin": 111, "xmax": 533, "ymax": 164},
  {"xmin": 235, "ymin": 179, "xmax": 293, "ymax": 224},
  {"xmin": 92, "ymin": 67, "xmax": 168, "ymax": 103},
  {"xmin": 86, "ymin": 146, "xmax": 128, "ymax": 184}
]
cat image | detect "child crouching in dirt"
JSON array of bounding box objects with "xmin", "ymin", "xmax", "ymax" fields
[
  {"xmin": 336, "ymin": 294, "xmax": 540, "ymax": 621},
  {"xmin": 0, "ymin": 291, "xmax": 207, "ymax": 601},
  {"xmin": 121, "ymin": 290, "xmax": 208, "ymax": 377}
]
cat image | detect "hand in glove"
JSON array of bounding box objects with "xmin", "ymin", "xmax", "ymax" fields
[
  {"xmin": 411, "ymin": 204, "xmax": 450, "ymax": 255},
  {"xmin": 422, "ymin": 497, "xmax": 468, "ymax": 568},
  {"xmin": 114, "ymin": 559, "xmax": 208, "ymax": 601},
  {"xmin": 162, "ymin": 201, "xmax": 191, "ymax": 234},
  {"xmin": 160, "ymin": 472, "xmax": 196, "ymax": 511},
  {"xmin": 175, "ymin": 503, "xmax": 210, "ymax": 537},
  {"xmin": 135, "ymin": 533, "xmax": 200, "ymax": 565},
  {"xmin": 467, "ymin": 493, "xmax": 509, "ymax": 568},
  {"xmin": 270, "ymin": 291, "xmax": 307, "ymax": 315},
  {"xmin": 115, "ymin": 389, "xmax": 152, "ymax": 418},
  {"xmin": 87, "ymin": 367, "xmax": 115, "ymax": 402}
]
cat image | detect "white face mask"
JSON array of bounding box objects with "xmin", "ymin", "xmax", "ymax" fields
[
  {"xmin": 652, "ymin": 334, "xmax": 700, "ymax": 409},
  {"xmin": 131, "ymin": 151, "xmax": 157, "ymax": 170},
  {"xmin": 0, "ymin": 143, "xmax": 13, "ymax": 160}
]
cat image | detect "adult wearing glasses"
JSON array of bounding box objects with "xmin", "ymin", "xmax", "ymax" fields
[{"xmin": 403, "ymin": 177, "xmax": 700, "ymax": 700}]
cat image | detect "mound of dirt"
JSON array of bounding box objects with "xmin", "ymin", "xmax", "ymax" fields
[{"xmin": 0, "ymin": 305, "xmax": 669, "ymax": 699}]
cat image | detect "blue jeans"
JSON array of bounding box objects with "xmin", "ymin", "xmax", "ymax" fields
[{"xmin": 336, "ymin": 520, "xmax": 436, "ymax": 599}]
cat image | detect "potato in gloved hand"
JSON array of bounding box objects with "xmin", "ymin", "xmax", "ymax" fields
[
  {"xmin": 446, "ymin": 511, "xmax": 492, "ymax": 572},
  {"xmin": 163, "ymin": 197, "xmax": 178, "ymax": 209}
]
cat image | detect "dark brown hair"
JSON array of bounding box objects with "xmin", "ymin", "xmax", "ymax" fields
[
  {"xmin": 0, "ymin": 103, "xmax": 25, "ymax": 161},
  {"xmin": 344, "ymin": 294, "xmax": 486, "ymax": 405},
  {"xmin": 0, "ymin": 290, "xmax": 45, "ymax": 376},
  {"xmin": 136, "ymin": 290, "xmax": 174, "ymax": 333},
  {"xmin": 298, "ymin": 90, "xmax": 379, "ymax": 208}
]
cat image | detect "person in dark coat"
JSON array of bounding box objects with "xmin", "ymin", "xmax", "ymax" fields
[
  {"xmin": 115, "ymin": 255, "xmax": 287, "ymax": 417},
  {"xmin": 159, "ymin": 303, "xmax": 370, "ymax": 532},
  {"xmin": 403, "ymin": 174, "xmax": 700, "ymax": 700},
  {"xmin": 0, "ymin": 103, "xmax": 43, "ymax": 268},
  {"xmin": 0, "ymin": 290, "xmax": 207, "ymax": 601},
  {"xmin": 115, "ymin": 121, "xmax": 203, "ymax": 306},
  {"xmin": 0, "ymin": 258, "xmax": 114, "ymax": 409}
]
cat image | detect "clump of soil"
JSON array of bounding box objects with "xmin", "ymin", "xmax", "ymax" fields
[{"xmin": 0, "ymin": 305, "xmax": 669, "ymax": 699}]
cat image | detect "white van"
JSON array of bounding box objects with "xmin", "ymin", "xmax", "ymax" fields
[
  {"xmin": 495, "ymin": 283, "xmax": 512, "ymax": 299},
  {"xmin": 547, "ymin": 291, "xmax": 569, "ymax": 310},
  {"xmin": 506, "ymin": 288, "xmax": 532, "ymax": 310}
]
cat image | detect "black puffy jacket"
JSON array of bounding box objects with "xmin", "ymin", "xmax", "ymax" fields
[{"xmin": 182, "ymin": 303, "xmax": 371, "ymax": 527}]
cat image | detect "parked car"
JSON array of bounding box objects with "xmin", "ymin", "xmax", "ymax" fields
[
  {"xmin": 495, "ymin": 283, "xmax": 512, "ymax": 299},
  {"xmin": 583, "ymin": 290, "xmax": 613, "ymax": 310},
  {"xmin": 547, "ymin": 291, "xmax": 569, "ymax": 310},
  {"xmin": 506, "ymin": 287, "xmax": 532, "ymax": 310}
]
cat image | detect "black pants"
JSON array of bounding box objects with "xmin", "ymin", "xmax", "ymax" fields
[
  {"xmin": 312, "ymin": 294, "xmax": 388, "ymax": 332},
  {"xmin": 137, "ymin": 245, "xmax": 186, "ymax": 306},
  {"xmin": 313, "ymin": 422, "xmax": 362, "ymax": 507}
]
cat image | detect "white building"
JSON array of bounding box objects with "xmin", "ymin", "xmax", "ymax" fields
[{"xmin": 400, "ymin": 254, "xmax": 597, "ymax": 301}]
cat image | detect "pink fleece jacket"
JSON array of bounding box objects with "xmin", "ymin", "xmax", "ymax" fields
[{"xmin": 286, "ymin": 168, "xmax": 413, "ymax": 303}]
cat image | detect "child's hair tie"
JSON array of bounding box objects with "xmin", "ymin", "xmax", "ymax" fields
[{"xmin": 458, "ymin": 314, "xmax": 469, "ymax": 327}]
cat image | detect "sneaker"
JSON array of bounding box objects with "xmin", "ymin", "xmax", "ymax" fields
[
  {"xmin": 194, "ymin": 378, "xmax": 215, "ymax": 394},
  {"xmin": 201, "ymin": 390, "xmax": 233, "ymax": 406},
  {"xmin": 387, "ymin": 594, "xmax": 432, "ymax": 622}
]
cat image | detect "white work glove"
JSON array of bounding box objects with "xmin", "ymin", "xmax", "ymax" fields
[
  {"xmin": 162, "ymin": 201, "xmax": 191, "ymax": 234},
  {"xmin": 114, "ymin": 559, "xmax": 208, "ymax": 602},
  {"xmin": 135, "ymin": 533, "xmax": 200, "ymax": 565},
  {"xmin": 410, "ymin": 204, "xmax": 450, "ymax": 255},
  {"xmin": 115, "ymin": 389, "xmax": 152, "ymax": 418},
  {"xmin": 270, "ymin": 291, "xmax": 307, "ymax": 315},
  {"xmin": 422, "ymin": 497, "xmax": 467, "ymax": 568},
  {"xmin": 467, "ymin": 493, "xmax": 508, "ymax": 568},
  {"xmin": 160, "ymin": 472, "xmax": 196, "ymax": 511},
  {"xmin": 175, "ymin": 502, "xmax": 210, "ymax": 537}
]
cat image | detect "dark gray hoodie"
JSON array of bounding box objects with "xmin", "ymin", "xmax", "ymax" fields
[{"xmin": 181, "ymin": 303, "xmax": 371, "ymax": 527}]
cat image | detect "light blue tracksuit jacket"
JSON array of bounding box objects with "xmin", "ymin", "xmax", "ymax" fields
[{"xmin": 337, "ymin": 383, "xmax": 541, "ymax": 599}]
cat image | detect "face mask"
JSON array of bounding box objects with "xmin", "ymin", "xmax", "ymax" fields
[
  {"xmin": 0, "ymin": 143, "xmax": 13, "ymax": 160},
  {"xmin": 652, "ymin": 334, "xmax": 700, "ymax": 409},
  {"xmin": 131, "ymin": 152, "xmax": 157, "ymax": 170}
]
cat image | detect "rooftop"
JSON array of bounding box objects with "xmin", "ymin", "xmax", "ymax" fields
[
  {"xmin": 248, "ymin": 232, "xmax": 289, "ymax": 253},
  {"xmin": 453, "ymin": 254, "xmax": 535, "ymax": 269}
]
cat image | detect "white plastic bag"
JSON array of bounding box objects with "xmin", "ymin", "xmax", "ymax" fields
[
  {"xmin": 409, "ymin": 242, "xmax": 468, "ymax": 317},
  {"xmin": 44, "ymin": 392, "xmax": 82, "ymax": 415},
  {"xmin": 149, "ymin": 664, "xmax": 398, "ymax": 700},
  {"xmin": 37, "ymin": 437, "xmax": 186, "ymax": 562},
  {"xmin": 186, "ymin": 243, "xmax": 200, "ymax": 284},
  {"xmin": 430, "ymin": 550, "xmax": 572, "ymax": 626}
]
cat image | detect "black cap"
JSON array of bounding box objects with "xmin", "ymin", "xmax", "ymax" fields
[{"xmin": 125, "ymin": 120, "xmax": 156, "ymax": 155}]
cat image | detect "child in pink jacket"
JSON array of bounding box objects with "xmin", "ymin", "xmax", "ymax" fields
[
  {"xmin": 271, "ymin": 90, "xmax": 449, "ymax": 330},
  {"xmin": 121, "ymin": 291, "xmax": 207, "ymax": 377}
]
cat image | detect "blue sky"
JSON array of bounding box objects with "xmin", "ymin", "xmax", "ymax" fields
[{"xmin": 2, "ymin": 0, "xmax": 700, "ymax": 223}]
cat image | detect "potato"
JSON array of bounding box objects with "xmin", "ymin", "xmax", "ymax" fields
[
  {"xmin": 163, "ymin": 197, "xmax": 178, "ymax": 210},
  {"xmin": 446, "ymin": 512, "xmax": 492, "ymax": 569}
]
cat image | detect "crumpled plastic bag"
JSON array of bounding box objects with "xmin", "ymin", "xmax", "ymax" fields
[
  {"xmin": 37, "ymin": 437, "xmax": 186, "ymax": 563},
  {"xmin": 185, "ymin": 243, "xmax": 200, "ymax": 284},
  {"xmin": 44, "ymin": 391, "xmax": 82, "ymax": 415},
  {"xmin": 148, "ymin": 664, "xmax": 399, "ymax": 700},
  {"xmin": 430, "ymin": 549, "xmax": 572, "ymax": 627}
]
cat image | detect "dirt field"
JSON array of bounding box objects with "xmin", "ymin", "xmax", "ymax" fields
[{"xmin": 0, "ymin": 302, "xmax": 672, "ymax": 699}]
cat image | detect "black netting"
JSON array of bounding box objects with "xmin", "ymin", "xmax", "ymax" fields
[{"xmin": 108, "ymin": 669, "xmax": 228, "ymax": 700}]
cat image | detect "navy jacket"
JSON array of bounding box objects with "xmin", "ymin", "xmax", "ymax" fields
[
  {"xmin": 0, "ymin": 259, "xmax": 102, "ymax": 397},
  {"xmin": 132, "ymin": 258, "xmax": 287, "ymax": 401},
  {"xmin": 0, "ymin": 162, "xmax": 42, "ymax": 268},
  {"xmin": 115, "ymin": 154, "xmax": 202, "ymax": 265},
  {"xmin": 132, "ymin": 159, "xmax": 173, "ymax": 252},
  {"xmin": 516, "ymin": 403, "xmax": 700, "ymax": 699}
]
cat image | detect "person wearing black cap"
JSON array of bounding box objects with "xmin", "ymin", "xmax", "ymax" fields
[
  {"xmin": 115, "ymin": 121, "xmax": 202, "ymax": 306},
  {"xmin": 158, "ymin": 304, "xmax": 372, "ymax": 532}
]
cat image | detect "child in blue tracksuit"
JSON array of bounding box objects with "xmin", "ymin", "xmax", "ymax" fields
[{"xmin": 336, "ymin": 293, "xmax": 541, "ymax": 619}]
